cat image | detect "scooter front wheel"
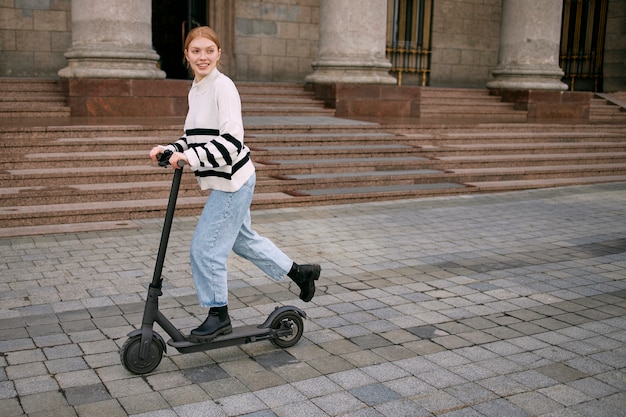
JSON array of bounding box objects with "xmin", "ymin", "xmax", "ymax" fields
[
  {"xmin": 120, "ymin": 334, "xmax": 164, "ymax": 375},
  {"xmin": 270, "ymin": 310, "xmax": 304, "ymax": 348}
]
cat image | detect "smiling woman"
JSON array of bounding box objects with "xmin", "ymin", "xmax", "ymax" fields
[
  {"xmin": 148, "ymin": 26, "xmax": 321, "ymax": 341},
  {"xmin": 184, "ymin": 26, "xmax": 223, "ymax": 81}
]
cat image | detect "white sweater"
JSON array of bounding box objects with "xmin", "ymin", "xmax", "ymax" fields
[{"xmin": 165, "ymin": 69, "xmax": 255, "ymax": 192}]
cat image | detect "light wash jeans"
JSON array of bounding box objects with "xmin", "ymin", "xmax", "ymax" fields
[{"xmin": 190, "ymin": 172, "xmax": 293, "ymax": 307}]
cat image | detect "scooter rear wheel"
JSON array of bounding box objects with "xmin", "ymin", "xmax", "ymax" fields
[
  {"xmin": 120, "ymin": 334, "xmax": 164, "ymax": 375},
  {"xmin": 270, "ymin": 310, "xmax": 304, "ymax": 348}
]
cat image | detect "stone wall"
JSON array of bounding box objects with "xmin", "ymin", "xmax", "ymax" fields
[
  {"xmin": 0, "ymin": 0, "xmax": 71, "ymax": 78},
  {"xmin": 428, "ymin": 0, "xmax": 501, "ymax": 88},
  {"xmin": 603, "ymin": 0, "xmax": 626, "ymax": 92},
  {"xmin": 233, "ymin": 0, "xmax": 319, "ymax": 82}
]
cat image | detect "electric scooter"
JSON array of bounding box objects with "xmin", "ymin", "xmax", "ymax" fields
[{"xmin": 120, "ymin": 151, "xmax": 306, "ymax": 375}]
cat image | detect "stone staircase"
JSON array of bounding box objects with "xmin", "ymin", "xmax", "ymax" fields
[
  {"xmin": 0, "ymin": 78, "xmax": 71, "ymax": 118},
  {"xmin": 1, "ymin": 81, "xmax": 625, "ymax": 237},
  {"xmin": 590, "ymin": 92, "xmax": 626, "ymax": 122},
  {"xmin": 418, "ymin": 88, "xmax": 527, "ymax": 121},
  {"xmin": 238, "ymin": 82, "xmax": 336, "ymax": 117}
]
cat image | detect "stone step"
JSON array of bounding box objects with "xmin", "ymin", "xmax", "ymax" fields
[
  {"xmin": 0, "ymin": 93, "xmax": 66, "ymax": 101},
  {"xmin": 13, "ymin": 144, "xmax": 423, "ymax": 168},
  {"xmin": 2, "ymin": 118, "xmax": 623, "ymax": 141},
  {"xmin": 417, "ymin": 88, "xmax": 526, "ymax": 120},
  {"xmin": 420, "ymin": 142, "xmax": 626, "ymax": 156},
  {"xmin": 0, "ymin": 78, "xmax": 62, "ymax": 92},
  {"xmin": 0, "ymin": 78, "xmax": 70, "ymax": 118},
  {"xmin": 419, "ymin": 88, "xmax": 497, "ymax": 98},
  {"xmin": 420, "ymin": 110, "xmax": 527, "ymax": 121},
  {"xmin": 467, "ymin": 175, "xmax": 626, "ymax": 191},
  {"xmin": 237, "ymin": 82, "xmax": 312, "ymax": 94},
  {"xmin": 402, "ymin": 130, "xmax": 626, "ymax": 145},
  {"xmin": 450, "ymin": 163, "xmax": 626, "ymax": 180},
  {"xmin": 253, "ymin": 143, "xmax": 419, "ymax": 158},
  {"xmin": 0, "ymin": 183, "xmax": 480, "ymax": 229},
  {"xmin": 1, "ymin": 156, "xmax": 437, "ymax": 187},
  {"xmin": 242, "ymin": 96, "xmax": 326, "ymax": 105},
  {"xmin": 242, "ymin": 106, "xmax": 336, "ymax": 117},
  {"xmin": 589, "ymin": 96, "xmax": 626, "ymax": 122},
  {"xmin": 435, "ymin": 152, "xmax": 626, "ymax": 167},
  {"xmin": 0, "ymin": 169, "xmax": 450, "ymax": 207},
  {"xmin": 0, "ymin": 102, "xmax": 70, "ymax": 111},
  {"xmin": 0, "ymin": 108, "xmax": 71, "ymax": 118}
]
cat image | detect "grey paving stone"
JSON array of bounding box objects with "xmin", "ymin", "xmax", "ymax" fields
[
  {"xmin": 418, "ymin": 368, "xmax": 468, "ymax": 389},
  {"xmin": 349, "ymin": 383, "xmax": 402, "ymax": 406},
  {"xmin": 375, "ymin": 399, "xmax": 431, "ymax": 417},
  {"xmin": 415, "ymin": 390, "xmax": 465, "ymax": 414},
  {"xmin": 567, "ymin": 376, "xmax": 620, "ymax": 398},
  {"xmin": 74, "ymin": 399, "xmax": 128, "ymax": 417},
  {"xmin": 117, "ymin": 392, "xmax": 171, "ymax": 415},
  {"xmin": 182, "ymin": 364, "xmax": 229, "ymax": 384},
  {"xmin": 328, "ymin": 369, "xmax": 376, "ymax": 390},
  {"xmin": 312, "ymin": 391, "xmax": 367, "ymax": 415},
  {"xmin": 438, "ymin": 407, "xmax": 486, "ymax": 417},
  {"xmin": 65, "ymin": 383, "xmax": 112, "ymax": 406},
  {"xmin": 292, "ymin": 375, "xmax": 342, "ymax": 398},
  {"xmin": 537, "ymin": 363, "xmax": 590, "ymax": 383},
  {"xmin": 255, "ymin": 384, "xmax": 307, "ymax": 409},
  {"xmin": 539, "ymin": 384, "xmax": 593, "ymax": 407},
  {"xmin": 472, "ymin": 398, "xmax": 531, "ymax": 417},
  {"xmin": 172, "ymin": 399, "xmax": 225, "ymax": 417},
  {"xmin": 445, "ymin": 381, "xmax": 498, "ymax": 405}
]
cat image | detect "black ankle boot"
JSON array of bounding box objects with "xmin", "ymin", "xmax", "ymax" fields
[
  {"xmin": 288, "ymin": 263, "xmax": 321, "ymax": 302},
  {"xmin": 190, "ymin": 306, "xmax": 232, "ymax": 340}
]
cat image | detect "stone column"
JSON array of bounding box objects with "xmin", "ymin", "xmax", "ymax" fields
[
  {"xmin": 487, "ymin": 0, "xmax": 567, "ymax": 91},
  {"xmin": 305, "ymin": 0, "xmax": 396, "ymax": 84},
  {"xmin": 59, "ymin": 0, "xmax": 165, "ymax": 79}
]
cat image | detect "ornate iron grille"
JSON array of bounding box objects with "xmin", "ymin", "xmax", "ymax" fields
[
  {"xmin": 560, "ymin": 0, "xmax": 608, "ymax": 92},
  {"xmin": 386, "ymin": 0, "xmax": 433, "ymax": 86}
]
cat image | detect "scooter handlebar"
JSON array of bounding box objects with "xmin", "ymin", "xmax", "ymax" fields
[{"xmin": 157, "ymin": 150, "xmax": 185, "ymax": 168}]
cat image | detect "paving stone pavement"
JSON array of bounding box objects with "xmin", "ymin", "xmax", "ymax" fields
[{"xmin": 0, "ymin": 182, "xmax": 625, "ymax": 417}]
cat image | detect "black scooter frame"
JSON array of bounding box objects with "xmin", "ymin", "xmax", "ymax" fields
[{"xmin": 121, "ymin": 153, "xmax": 306, "ymax": 374}]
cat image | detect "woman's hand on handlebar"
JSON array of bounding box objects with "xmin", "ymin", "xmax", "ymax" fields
[
  {"xmin": 150, "ymin": 145, "xmax": 165, "ymax": 162},
  {"xmin": 150, "ymin": 146, "xmax": 188, "ymax": 168},
  {"xmin": 168, "ymin": 152, "xmax": 188, "ymax": 168}
]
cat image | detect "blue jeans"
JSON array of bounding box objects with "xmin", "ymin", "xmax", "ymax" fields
[{"xmin": 190, "ymin": 172, "xmax": 293, "ymax": 308}]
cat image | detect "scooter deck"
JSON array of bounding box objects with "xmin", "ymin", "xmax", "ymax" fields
[{"xmin": 167, "ymin": 323, "xmax": 282, "ymax": 353}]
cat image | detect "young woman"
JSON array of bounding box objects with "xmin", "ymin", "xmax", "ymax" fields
[{"xmin": 149, "ymin": 26, "xmax": 320, "ymax": 341}]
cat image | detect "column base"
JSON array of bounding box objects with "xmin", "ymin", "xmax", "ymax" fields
[
  {"xmin": 59, "ymin": 48, "xmax": 166, "ymax": 80},
  {"xmin": 305, "ymin": 59, "xmax": 397, "ymax": 85},
  {"xmin": 487, "ymin": 66, "xmax": 568, "ymax": 91}
]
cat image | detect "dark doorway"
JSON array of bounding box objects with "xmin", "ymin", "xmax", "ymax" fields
[
  {"xmin": 559, "ymin": 0, "xmax": 608, "ymax": 92},
  {"xmin": 152, "ymin": 1, "xmax": 208, "ymax": 79}
]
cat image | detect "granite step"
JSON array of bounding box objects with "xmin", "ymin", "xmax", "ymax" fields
[
  {"xmin": 0, "ymin": 78, "xmax": 71, "ymax": 118},
  {"xmin": 0, "ymin": 83, "xmax": 625, "ymax": 236},
  {"xmin": 434, "ymin": 152, "xmax": 626, "ymax": 168},
  {"xmin": 450, "ymin": 163, "xmax": 626, "ymax": 181}
]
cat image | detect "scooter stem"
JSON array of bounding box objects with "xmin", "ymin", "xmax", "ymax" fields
[{"xmin": 152, "ymin": 166, "xmax": 183, "ymax": 287}]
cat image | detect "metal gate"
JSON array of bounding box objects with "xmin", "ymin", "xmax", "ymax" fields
[
  {"xmin": 560, "ymin": 0, "xmax": 608, "ymax": 92},
  {"xmin": 386, "ymin": 0, "xmax": 433, "ymax": 86}
]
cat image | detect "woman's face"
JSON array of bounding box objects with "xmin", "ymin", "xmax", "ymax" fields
[{"xmin": 185, "ymin": 36, "xmax": 221, "ymax": 81}]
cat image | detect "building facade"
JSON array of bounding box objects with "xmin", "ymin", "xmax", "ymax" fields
[{"xmin": 0, "ymin": 0, "xmax": 624, "ymax": 92}]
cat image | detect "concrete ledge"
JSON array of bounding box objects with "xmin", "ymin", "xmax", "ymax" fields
[
  {"xmin": 310, "ymin": 83, "xmax": 422, "ymax": 118},
  {"xmin": 492, "ymin": 89, "xmax": 592, "ymax": 120},
  {"xmin": 61, "ymin": 79, "xmax": 190, "ymax": 117}
]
